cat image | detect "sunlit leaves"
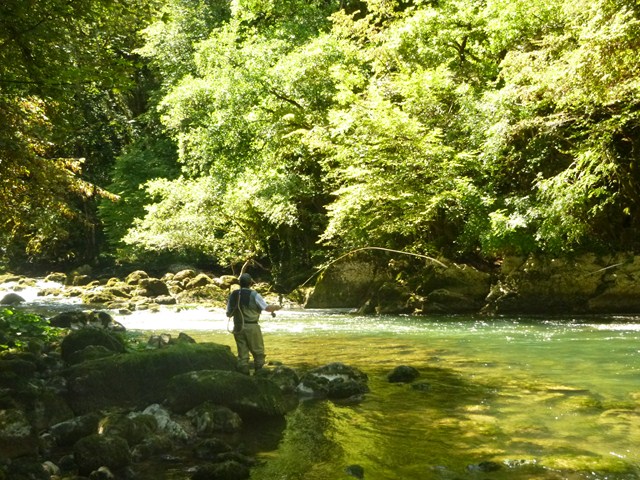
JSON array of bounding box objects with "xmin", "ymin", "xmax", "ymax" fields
[
  {"xmin": 481, "ymin": 0, "xmax": 640, "ymax": 254},
  {"xmin": 127, "ymin": 0, "xmax": 640, "ymax": 271}
]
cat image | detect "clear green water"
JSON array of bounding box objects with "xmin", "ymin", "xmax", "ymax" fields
[{"xmin": 118, "ymin": 308, "xmax": 640, "ymax": 480}]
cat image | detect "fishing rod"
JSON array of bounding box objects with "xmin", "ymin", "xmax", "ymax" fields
[{"xmin": 298, "ymin": 246, "xmax": 449, "ymax": 288}]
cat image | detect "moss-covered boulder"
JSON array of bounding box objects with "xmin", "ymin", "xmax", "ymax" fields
[
  {"xmin": 99, "ymin": 412, "xmax": 157, "ymax": 446},
  {"xmin": 187, "ymin": 402, "xmax": 243, "ymax": 435},
  {"xmin": 166, "ymin": 370, "xmax": 297, "ymax": 418},
  {"xmin": 65, "ymin": 343, "xmax": 237, "ymax": 414},
  {"xmin": 125, "ymin": 270, "xmax": 149, "ymax": 284},
  {"xmin": 48, "ymin": 413, "xmax": 101, "ymax": 446},
  {"xmin": 0, "ymin": 408, "xmax": 38, "ymax": 459},
  {"xmin": 60, "ymin": 327, "xmax": 126, "ymax": 363},
  {"xmin": 44, "ymin": 272, "xmax": 67, "ymax": 283},
  {"xmin": 387, "ymin": 365, "xmax": 420, "ymax": 383},
  {"xmin": 50, "ymin": 310, "xmax": 118, "ymax": 329},
  {"xmin": 136, "ymin": 277, "xmax": 170, "ymax": 297},
  {"xmin": 73, "ymin": 433, "xmax": 131, "ymax": 475}
]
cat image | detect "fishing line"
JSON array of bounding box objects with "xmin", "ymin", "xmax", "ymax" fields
[{"xmin": 298, "ymin": 246, "xmax": 448, "ymax": 288}]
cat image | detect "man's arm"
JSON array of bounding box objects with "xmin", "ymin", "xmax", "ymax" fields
[{"xmin": 254, "ymin": 291, "xmax": 281, "ymax": 313}]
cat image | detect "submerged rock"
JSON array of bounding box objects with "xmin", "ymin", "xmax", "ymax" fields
[
  {"xmin": 298, "ymin": 362, "xmax": 369, "ymax": 400},
  {"xmin": 191, "ymin": 460, "xmax": 250, "ymax": 480},
  {"xmin": 387, "ymin": 365, "xmax": 420, "ymax": 383},
  {"xmin": 345, "ymin": 464, "xmax": 365, "ymax": 479}
]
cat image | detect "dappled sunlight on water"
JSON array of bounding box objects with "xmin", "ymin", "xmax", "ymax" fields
[{"xmin": 112, "ymin": 308, "xmax": 640, "ymax": 479}]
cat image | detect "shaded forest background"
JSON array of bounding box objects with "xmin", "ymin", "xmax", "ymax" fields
[{"xmin": 2, "ymin": 0, "xmax": 640, "ymax": 291}]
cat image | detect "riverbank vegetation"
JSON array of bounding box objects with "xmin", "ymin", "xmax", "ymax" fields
[{"xmin": 2, "ymin": 0, "xmax": 640, "ymax": 288}]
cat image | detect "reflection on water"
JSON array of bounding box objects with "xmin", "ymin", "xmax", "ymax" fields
[
  {"xmin": 3, "ymin": 280, "xmax": 640, "ymax": 479},
  {"xmin": 114, "ymin": 308, "xmax": 640, "ymax": 480}
]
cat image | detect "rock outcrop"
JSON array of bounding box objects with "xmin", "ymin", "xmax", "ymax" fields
[{"xmin": 305, "ymin": 252, "xmax": 640, "ymax": 315}]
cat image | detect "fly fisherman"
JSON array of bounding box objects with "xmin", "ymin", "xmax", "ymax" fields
[{"xmin": 226, "ymin": 273, "xmax": 281, "ymax": 374}]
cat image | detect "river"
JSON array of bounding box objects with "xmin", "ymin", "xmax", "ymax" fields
[{"xmin": 4, "ymin": 281, "xmax": 640, "ymax": 479}]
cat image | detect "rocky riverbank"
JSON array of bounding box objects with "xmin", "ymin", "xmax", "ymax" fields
[
  {"xmin": 5, "ymin": 252, "xmax": 640, "ymax": 320},
  {"xmin": 305, "ymin": 252, "xmax": 640, "ymax": 315},
  {"xmin": 0, "ymin": 268, "xmax": 374, "ymax": 479},
  {"xmin": 0, "ymin": 319, "xmax": 370, "ymax": 480}
]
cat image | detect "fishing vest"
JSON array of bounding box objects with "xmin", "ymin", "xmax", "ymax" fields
[{"xmin": 230, "ymin": 288, "xmax": 262, "ymax": 324}]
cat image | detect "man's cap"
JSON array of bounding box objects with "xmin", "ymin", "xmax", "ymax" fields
[{"xmin": 238, "ymin": 273, "xmax": 254, "ymax": 287}]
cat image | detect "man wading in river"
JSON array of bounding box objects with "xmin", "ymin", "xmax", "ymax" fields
[{"xmin": 226, "ymin": 273, "xmax": 281, "ymax": 375}]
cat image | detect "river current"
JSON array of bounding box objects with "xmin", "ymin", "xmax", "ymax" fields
[{"xmin": 4, "ymin": 281, "xmax": 640, "ymax": 479}]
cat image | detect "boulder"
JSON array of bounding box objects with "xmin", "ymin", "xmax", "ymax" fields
[
  {"xmin": 297, "ymin": 362, "xmax": 369, "ymax": 400},
  {"xmin": 186, "ymin": 402, "xmax": 243, "ymax": 435},
  {"xmin": 366, "ymin": 282, "xmax": 412, "ymax": 314},
  {"xmin": 137, "ymin": 404, "xmax": 191, "ymax": 441},
  {"xmin": 305, "ymin": 259, "xmax": 387, "ymax": 309},
  {"xmin": 44, "ymin": 272, "xmax": 67, "ymax": 283},
  {"xmin": 137, "ymin": 277, "xmax": 170, "ymax": 297},
  {"xmin": 65, "ymin": 343, "xmax": 237, "ymax": 414},
  {"xmin": 50, "ymin": 310, "xmax": 119, "ymax": 329},
  {"xmin": 0, "ymin": 357, "xmax": 37, "ymax": 385},
  {"xmin": 256, "ymin": 365, "xmax": 300, "ymax": 394},
  {"xmin": 485, "ymin": 254, "xmax": 609, "ymax": 314},
  {"xmin": 387, "ymin": 365, "xmax": 420, "ymax": 383},
  {"xmin": 216, "ymin": 275, "xmax": 237, "ymax": 289},
  {"xmin": 173, "ymin": 269, "xmax": 197, "ymax": 282},
  {"xmin": 155, "ymin": 295, "xmax": 177, "ymax": 305},
  {"xmin": 125, "ymin": 270, "xmax": 149, "ymax": 285},
  {"xmin": 71, "ymin": 275, "xmax": 92, "ymax": 286},
  {"xmin": 186, "ymin": 273, "xmax": 214, "ymax": 289},
  {"xmin": 166, "ymin": 369, "xmax": 296, "ymax": 418},
  {"xmin": 73, "ymin": 434, "xmax": 132, "ymax": 475},
  {"xmin": 587, "ymin": 255, "xmax": 640, "ymax": 312},
  {"xmin": 0, "ymin": 292, "xmax": 25, "ymax": 305},
  {"xmin": 0, "ymin": 273, "xmax": 22, "ymax": 284},
  {"xmin": 60, "ymin": 327, "xmax": 126, "ymax": 363},
  {"xmin": 48, "ymin": 413, "xmax": 101, "ymax": 446},
  {"xmin": 80, "ymin": 291, "xmax": 119, "ymax": 305},
  {"xmin": 0, "ymin": 408, "xmax": 38, "ymax": 459},
  {"xmin": 418, "ymin": 289, "xmax": 484, "ymax": 314},
  {"xmin": 99, "ymin": 412, "xmax": 157, "ymax": 446}
]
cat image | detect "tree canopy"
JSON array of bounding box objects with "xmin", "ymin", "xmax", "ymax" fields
[{"xmin": 3, "ymin": 0, "xmax": 640, "ymax": 284}]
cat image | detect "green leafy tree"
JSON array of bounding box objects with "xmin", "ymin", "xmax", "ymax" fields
[
  {"xmin": 126, "ymin": 0, "xmax": 348, "ymax": 284},
  {"xmin": 480, "ymin": 0, "xmax": 640, "ymax": 254},
  {"xmin": 0, "ymin": 0, "xmax": 157, "ymax": 268}
]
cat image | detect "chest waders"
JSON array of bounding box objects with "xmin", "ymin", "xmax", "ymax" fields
[{"xmin": 227, "ymin": 288, "xmax": 266, "ymax": 373}]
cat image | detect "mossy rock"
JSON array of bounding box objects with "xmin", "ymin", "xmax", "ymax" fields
[
  {"xmin": 49, "ymin": 412, "xmax": 101, "ymax": 446},
  {"xmin": 125, "ymin": 270, "xmax": 149, "ymax": 285},
  {"xmin": 60, "ymin": 328, "xmax": 126, "ymax": 363},
  {"xmin": 65, "ymin": 343, "xmax": 236, "ymax": 414},
  {"xmin": 99, "ymin": 412, "xmax": 157, "ymax": 446},
  {"xmin": 73, "ymin": 433, "xmax": 131, "ymax": 475},
  {"xmin": 166, "ymin": 369, "xmax": 296, "ymax": 418}
]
